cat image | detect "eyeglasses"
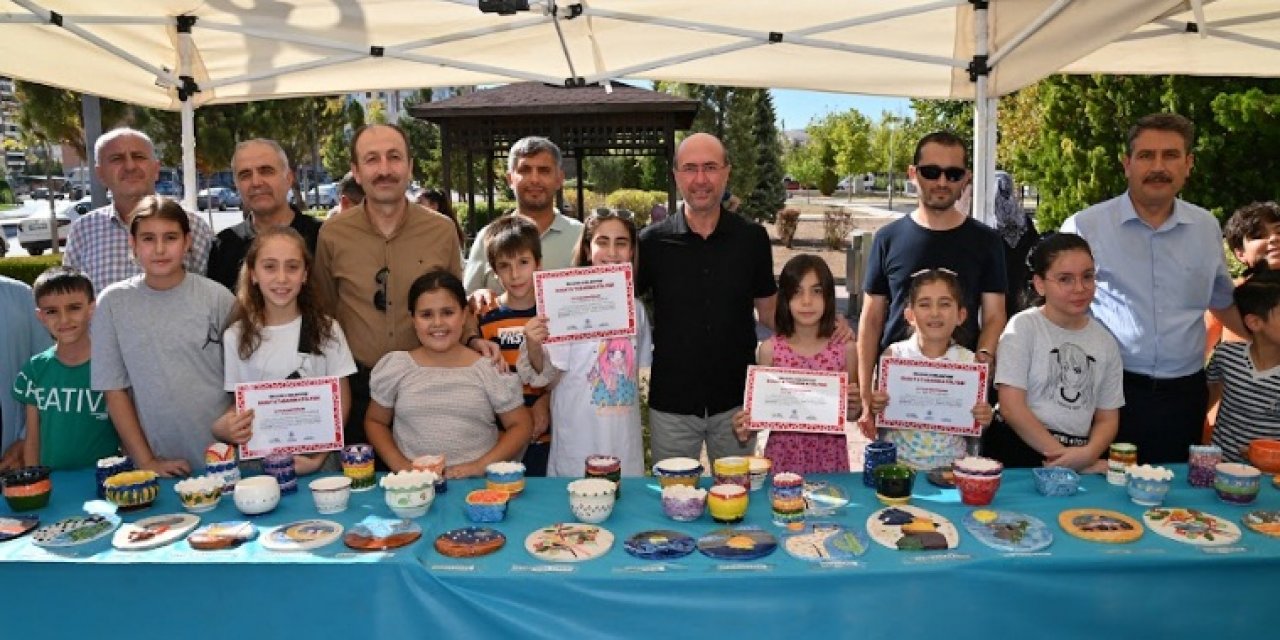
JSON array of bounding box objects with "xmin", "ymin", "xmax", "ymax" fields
[
  {"xmin": 591, "ymin": 207, "xmax": 634, "ymax": 221},
  {"xmin": 374, "ymin": 267, "xmax": 389, "ymax": 312},
  {"xmin": 675, "ymin": 162, "xmax": 728, "ymax": 176},
  {"xmin": 911, "ymin": 267, "xmax": 958, "ymax": 279},
  {"xmin": 915, "ymin": 165, "xmax": 967, "ymax": 182}
]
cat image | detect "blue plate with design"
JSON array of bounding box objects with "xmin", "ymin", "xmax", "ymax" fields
[
  {"xmin": 962, "ymin": 509, "xmax": 1052, "ymax": 552},
  {"xmin": 783, "ymin": 522, "xmax": 869, "ymax": 561},
  {"xmin": 0, "ymin": 515, "xmax": 39, "ymax": 542},
  {"xmin": 696, "ymin": 526, "xmax": 777, "ymax": 561},
  {"xmin": 623, "ymin": 529, "xmax": 695, "ymax": 560}
]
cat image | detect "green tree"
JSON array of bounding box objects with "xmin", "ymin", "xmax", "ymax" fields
[
  {"xmin": 366, "ymin": 98, "xmax": 388, "ymax": 125},
  {"xmin": 15, "ymin": 81, "xmax": 133, "ymax": 168},
  {"xmin": 399, "ymin": 89, "xmax": 442, "ymax": 186},
  {"xmin": 910, "ymin": 99, "xmax": 973, "ymax": 142},
  {"xmin": 723, "ymin": 88, "xmax": 759, "ymax": 201},
  {"xmin": 742, "ymin": 90, "xmax": 786, "ymax": 222},
  {"xmin": 782, "ymin": 133, "xmax": 822, "ymax": 188}
]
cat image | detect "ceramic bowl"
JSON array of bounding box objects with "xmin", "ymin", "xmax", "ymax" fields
[
  {"xmin": 712, "ymin": 456, "xmax": 750, "ymax": 489},
  {"xmin": 1, "ymin": 465, "xmax": 52, "ymax": 512},
  {"xmin": 174, "ymin": 475, "xmax": 223, "ymax": 513},
  {"xmin": 1126, "ymin": 465, "xmax": 1174, "ymax": 506},
  {"xmin": 234, "ymin": 475, "xmax": 282, "ymax": 515},
  {"xmin": 485, "ymin": 461, "xmax": 526, "ymax": 484},
  {"xmin": 103, "ymin": 470, "xmax": 159, "ymax": 511},
  {"xmin": 953, "ymin": 455, "xmax": 1004, "ymax": 477},
  {"xmin": 953, "ymin": 470, "xmax": 1001, "ymax": 506},
  {"xmin": 1247, "ymin": 440, "xmax": 1280, "ymax": 475},
  {"xmin": 1214, "ymin": 462, "xmax": 1262, "ymax": 505},
  {"xmin": 381, "ymin": 470, "xmax": 437, "ymax": 518},
  {"xmin": 770, "ymin": 471, "xmax": 805, "ymax": 498},
  {"xmin": 873, "ymin": 463, "xmax": 917, "ymax": 505},
  {"xmin": 747, "ymin": 456, "xmax": 772, "ymax": 492},
  {"xmin": 465, "ymin": 489, "xmax": 510, "ymax": 523},
  {"xmin": 567, "ymin": 478, "xmax": 617, "ymax": 524},
  {"xmin": 308, "ymin": 475, "xmax": 353, "ymax": 514},
  {"xmin": 486, "ymin": 478, "xmax": 527, "ymax": 496},
  {"xmin": 707, "ymin": 483, "xmax": 749, "ymax": 523},
  {"xmin": 1032, "ymin": 467, "xmax": 1080, "ymax": 497},
  {"xmin": 95, "ymin": 456, "xmax": 133, "ymax": 498},
  {"xmin": 652, "ymin": 457, "xmax": 703, "ymax": 488},
  {"xmin": 660, "ymin": 485, "xmax": 707, "ymax": 522}
]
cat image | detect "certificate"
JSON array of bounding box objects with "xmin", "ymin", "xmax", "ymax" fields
[
  {"xmin": 234, "ymin": 377, "xmax": 345, "ymax": 460},
  {"xmin": 534, "ymin": 263, "xmax": 636, "ymax": 344},
  {"xmin": 743, "ymin": 366, "xmax": 848, "ymax": 433},
  {"xmin": 876, "ymin": 357, "xmax": 988, "ymax": 436}
]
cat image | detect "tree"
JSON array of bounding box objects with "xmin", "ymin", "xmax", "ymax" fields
[
  {"xmin": 911, "ymin": 99, "xmax": 973, "ymax": 142},
  {"xmin": 14, "ymin": 81, "xmax": 132, "ymax": 165},
  {"xmin": 366, "ymin": 98, "xmax": 388, "ymax": 125},
  {"xmin": 723, "ymin": 88, "xmax": 759, "ymax": 201},
  {"xmin": 742, "ymin": 90, "xmax": 786, "ymax": 223},
  {"xmin": 816, "ymin": 138, "xmax": 838, "ymax": 196},
  {"xmin": 399, "ymin": 89, "xmax": 442, "ymax": 186}
]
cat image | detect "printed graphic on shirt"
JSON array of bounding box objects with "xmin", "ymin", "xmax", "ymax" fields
[
  {"xmin": 13, "ymin": 371, "xmax": 108, "ymax": 420},
  {"xmin": 1050, "ymin": 342, "xmax": 1094, "ymax": 409},
  {"xmin": 589, "ymin": 337, "xmax": 638, "ymax": 412}
]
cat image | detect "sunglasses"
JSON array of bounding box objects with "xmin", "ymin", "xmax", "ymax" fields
[
  {"xmin": 374, "ymin": 267, "xmax": 389, "ymax": 312},
  {"xmin": 916, "ymin": 165, "xmax": 967, "ymax": 182},
  {"xmin": 591, "ymin": 207, "xmax": 634, "ymax": 221}
]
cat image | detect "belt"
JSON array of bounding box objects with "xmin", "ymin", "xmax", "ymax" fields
[{"xmin": 1122, "ymin": 369, "xmax": 1205, "ymax": 392}]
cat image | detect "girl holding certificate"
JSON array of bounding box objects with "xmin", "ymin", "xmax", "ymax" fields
[{"xmin": 212, "ymin": 227, "xmax": 357, "ymax": 475}]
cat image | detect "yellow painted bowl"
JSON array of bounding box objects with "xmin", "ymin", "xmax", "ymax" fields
[
  {"xmin": 707, "ymin": 484, "xmax": 749, "ymax": 523},
  {"xmin": 104, "ymin": 470, "xmax": 159, "ymax": 511},
  {"xmin": 486, "ymin": 478, "xmax": 526, "ymax": 496}
]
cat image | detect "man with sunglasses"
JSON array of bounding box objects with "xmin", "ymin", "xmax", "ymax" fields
[
  {"xmin": 857, "ymin": 131, "xmax": 1007, "ymax": 430},
  {"xmin": 1060, "ymin": 113, "xmax": 1244, "ymax": 464}
]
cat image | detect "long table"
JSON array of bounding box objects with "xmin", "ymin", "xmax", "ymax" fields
[{"xmin": 1, "ymin": 466, "xmax": 1273, "ymax": 638}]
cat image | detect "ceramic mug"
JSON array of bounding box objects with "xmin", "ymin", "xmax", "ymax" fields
[
  {"xmin": 342, "ymin": 444, "xmax": 376, "ymax": 492},
  {"xmin": 864, "ymin": 442, "xmax": 897, "ymax": 487}
]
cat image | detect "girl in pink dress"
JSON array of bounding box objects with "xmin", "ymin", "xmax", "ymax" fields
[{"xmin": 732, "ymin": 255, "xmax": 859, "ymax": 473}]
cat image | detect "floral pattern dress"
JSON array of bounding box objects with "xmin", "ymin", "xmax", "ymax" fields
[{"xmin": 761, "ymin": 336, "xmax": 851, "ymax": 474}]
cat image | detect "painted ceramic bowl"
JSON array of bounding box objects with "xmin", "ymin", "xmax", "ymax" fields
[
  {"xmin": 485, "ymin": 461, "xmax": 526, "ymax": 484},
  {"xmin": 712, "ymin": 456, "xmax": 750, "ymax": 489},
  {"xmin": 1214, "ymin": 462, "xmax": 1262, "ymax": 505},
  {"xmin": 309, "ymin": 475, "xmax": 353, "ymax": 515},
  {"xmin": 954, "ymin": 469, "xmax": 1001, "ymax": 506},
  {"xmin": 1247, "ymin": 440, "xmax": 1280, "ymax": 475},
  {"xmin": 103, "ymin": 470, "xmax": 159, "ymax": 511},
  {"xmin": 1, "ymin": 466, "xmax": 52, "ymax": 512},
  {"xmin": 1032, "ymin": 467, "xmax": 1080, "ymax": 497},
  {"xmin": 1126, "ymin": 465, "xmax": 1174, "ymax": 506},
  {"xmin": 233, "ymin": 475, "xmax": 282, "ymax": 515},
  {"xmin": 174, "ymin": 475, "xmax": 223, "ymax": 513},
  {"xmin": 465, "ymin": 489, "xmax": 510, "ymax": 523},
  {"xmin": 707, "ymin": 483, "xmax": 749, "ymax": 523},
  {"xmin": 660, "ymin": 485, "xmax": 707, "ymax": 522},
  {"xmin": 95, "ymin": 455, "xmax": 133, "ymax": 499},
  {"xmin": 953, "ymin": 455, "xmax": 1004, "ymax": 477},
  {"xmin": 652, "ymin": 457, "xmax": 703, "ymax": 488},
  {"xmin": 747, "ymin": 456, "xmax": 772, "ymax": 492},
  {"xmin": 381, "ymin": 470, "xmax": 438, "ymax": 518},
  {"xmin": 873, "ymin": 463, "xmax": 917, "ymax": 505},
  {"xmin": 486, "ymin": 478, "xmax": 527, "ymax": 496},
  {"xmin": 567, "ymin": 478, "xmax": 617, "ymax": 524},
  {"xmin": 770, "ymin": 472, "xmax": 805, "ymax": 498}
]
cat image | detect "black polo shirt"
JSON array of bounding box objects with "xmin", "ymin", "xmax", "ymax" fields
[
  {"xmin": 637, "ymin": 207, "xmax": 777, "ymax": 416},
  {"xmin": 207, "ymin": 206, "xmax": 323, "ymax": 291}
]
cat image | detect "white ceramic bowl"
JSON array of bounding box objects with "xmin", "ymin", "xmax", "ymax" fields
[
  {"xmin": 382, "ymin": 470, "xmax": 436, "ymax": 518},
  {"xmin": 233, "ymin": 476, "xmax": 281, "ymax": 515},
  {"xmin": 567, "ymin": 478, "xmax": 617, "ymax": 524},
  {"xmin": 174, "ymin": 475, "xmax": 223, "ymax": 514},
  {"xmin": 309, "ymin": 475, "xmax": 353, "ymax": 514}
]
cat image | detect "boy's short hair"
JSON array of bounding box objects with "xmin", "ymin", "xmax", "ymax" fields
[
  {"xmin": 485, "ymin": 214, "xmax": 543, "ymax": 268},
  {"xmin": 1224, "ymin": 201, "xmax": 1280, "ymax": 253},
  {"xmin": 32, "ymin": 266, "xmax": 95, "ymax": 303},
  {"xmin": 1235, "ymin": 270, "xmax": 1280, "ymax": 328}
]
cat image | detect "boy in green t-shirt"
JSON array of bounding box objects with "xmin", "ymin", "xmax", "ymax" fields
[{"xmin": 10, "ymin": 267, "xmax": 119, "ymax": 469}]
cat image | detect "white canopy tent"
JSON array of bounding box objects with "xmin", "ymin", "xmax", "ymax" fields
[{"xmin": 0, "ymin": 0, "xmax": 1269, "ymax": 212}]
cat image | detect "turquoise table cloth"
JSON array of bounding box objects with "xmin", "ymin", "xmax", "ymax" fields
[{"xmin": 1, "ymin": 466, "xmax": 1274, "ymax": 638}]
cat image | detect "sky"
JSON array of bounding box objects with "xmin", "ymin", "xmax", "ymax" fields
[{"xmin": 772, "ymin": 88, "xmax": 911, "ymax": 132}]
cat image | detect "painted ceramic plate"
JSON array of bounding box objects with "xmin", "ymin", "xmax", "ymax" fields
[
  {"xmin": 623, "ymin": 529, "xmax": 696, "ymax": 560},
  {"xmin": 1242, "ymin": 510, "xmax": 1280, "ymax": 538},
  {"xmin": 261, "ymin": 519, "xmax": 344, "ymax": 552},
  {"xmin": 435, "ymin": 526, "xmax": 506, "ymax": 558},
  {"xmin": 32, "ymin": 514, "xmax": 121, "ymax": 548},
  {"xmin": 783, "ymin": 522, "xmax": 869, "ymax": 561},
  {"xmin": 962, "ymin": 510, "xmax": 1053, "ymax": 552},
  {"xmin": 0, "ymin": 515, "xmax": 39, "ymax": 542},
  {"xmin": 188, "ymin": 521, "xmax": 258, "ymax": 550},
  {"xmin": 867, "ymin": 505, "xmax": 960, "ymax": 551},
  {"xmin": 525, "ymin": 523, "xmax": 614, "ymax": 563},
  {"xmin": 344, "ymin": 516, "xmax": 423, "ymax": 551},
  {"xmin": 1143, "ymin": 507, "xmax": 1242, "ymax": 546},
  {"xmin": 802, "ymin": 481, "xmax": 850, "ymax": 516},
  {"xmin": 112, "ymin": 513, "xmax": 199, "ymax": 551},
  {"xmin": 927, "ymin": 467, "xmax": 956, "ymax": 489},
  {"xmin": 1057, "ymin": 509, "xmax": 1143, "ymax": 543},
  {"xmin": 696, "ymin": 526, "xmax": 778, "ymax": 561}
]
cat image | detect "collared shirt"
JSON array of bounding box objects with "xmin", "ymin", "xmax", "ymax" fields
[
  {"xmin": 1061, "ymin": 192, "xmax": 1234, "ymax": 378},
  {"xmin": 206, "ymin": 206, "xmax": 323, "ymax": 291},
  {"xmin": 312, "ymin": 203, "xmax": 462, "ymax": 368},
  {"xmin": 637, "ymin": 207, "xmax": 777, "ymax": 416},
  {"xmin": 62, "ymin": 204, "xmax": 214, "ymax": 295},
  {"xmin": 463, "ymin": 210, "xmax": 583, "ymax": 294}
]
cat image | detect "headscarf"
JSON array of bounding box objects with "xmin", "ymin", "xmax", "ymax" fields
[{"xmin": 994, "ymin": 171, "xmax": 1027, "ymax": 248}]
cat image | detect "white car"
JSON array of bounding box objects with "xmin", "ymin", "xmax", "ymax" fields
[{"xmin": 17, "ymin": 200, "xmax": 82, "ymax": 255}]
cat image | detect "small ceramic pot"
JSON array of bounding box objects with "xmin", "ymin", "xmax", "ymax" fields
[
  {"xmin": 652, "ymin": 457, "xmax": 702, "ymax": 488},
  {"xmin": 174, "ymin": 475, "xmax": 223, "ymax": 513},
  {"xmin": 309, "ymin": 475, "xmax": 353, "ymax": 515},
  {"xmin": 747, "ymin": 456, "xmax": 772, "ymax": 492},
  {"xmin": 1188, "ymin": 445, "xmax": 1222, "ymax": 487},
  {"xmin": 873, "ymin": 463, "xmax": 917, "ymax": 506},
  {"xmin": 585, "ymin": 454, "xmax": 623, "ymax": 499},
  {"xmin": 465, "ymin": 489, "xmax": 510, "ymax": 523},
  {"xmin": 486, "ymin": 461, "xmax": 526, "ymax": 483},
  {"xmin": 770, "ymin": 471, "xmax": 805, "ymax": 499},
  {"xmin": 770, "ymin": 493, "xmax": 806, "ymax": 528},
  {"xmin": 660, "ymin": 485, "xmax": 706, "ymax": 522},
  {"xmin": 234, "ymin": 476, "xmax": 282, "ymax": 515},
  {"xmin": 1126, "ymin": 465, "xmax": 1174, "ymax": 506},
  {"xmin": 567, "ymin": 478, "xmax": 617, "ymax": 524},
  {"xmin": 1108, "ymin": 442, "xmax": 1137, "ymax": 485},
  {"xmin": 381, "ymin": 470, "xmax": 438, "ymax": 519},
  {"xmin": 412, "ymin": 454, "xmax": 448, "ymax": 494},
  {"xmin": 863, "ymin": 441, "xmax": 897, "ymax": 487},
  {"xmin": 342, "ymin": 444, "xmax": 376, "ymax": 492},
  {"xmin": 95, "ymin": 456, "xmax": 133, "ymax": 499},
  {"xmin": 712, "ymin": 456, "xmax": 750, "ymax": 490},
  {"xmin": 1214, "ymin": 462, "xmax": 1262, "ymax": 505},
  {"xmin": 953, "ymin": 470, "xmax": 1001, "ymax": 506},
  {"xmin": 1247, "ymin": 439, "xmax": 1280, "ymax": 475},
  {"xmin": 205, "ymin": 460, "xmax": 241, "ymax": 495},
  {"xmin": 262, "ymin": 452, "xmax": 298, "ymax": 494},
  {"xmin": 1032, "ymin": 467, "xmax": 1080, "ymax": 497},
  {"xmin": 2, "ymin": 465, "xmax": 52, "ymax": 512},
  {"xmin": 103, "ymin": 469, "xmax": 159, "ymax": 511},
  {"xmin": 707, "ymin": 483, "xmax": 749, "ymax": 524}
]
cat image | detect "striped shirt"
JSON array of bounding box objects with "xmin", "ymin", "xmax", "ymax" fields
[
  {"xmin": 1207, "ymin": 341, "xmax": 1280, "ymax": 462},
  {"xmin": 63, "ymin": 204, "xmax": 214, "ymax": 294}
]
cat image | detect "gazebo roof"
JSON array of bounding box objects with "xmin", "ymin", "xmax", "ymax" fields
[{"xmin": 409, "ymin": 81, "xmax": 698, "ymax": 125}]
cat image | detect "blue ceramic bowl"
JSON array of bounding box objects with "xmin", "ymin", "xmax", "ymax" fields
[
  {"xmin": 1127, "ymin": 475, "xmax": 1172, "ymax": 506},
  {"xmin": 1033, "ymin": 467, "xmax": 1080, "ymax": 497},
  {"xmin": 465, "ymin": 490, "xmax": 509, "ymax": 523},
  {"xmin": 484, "ymin": 462, "xmax": 526, "ymax": 484},
  {"xmin": 1214, "ymin": 462, "xmax": 1261, "ymax": 504}
]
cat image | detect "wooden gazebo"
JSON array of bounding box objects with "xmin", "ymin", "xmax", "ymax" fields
[{"xmin": 409, "ymin": 82, "xmax": 699, "ymax": 234}]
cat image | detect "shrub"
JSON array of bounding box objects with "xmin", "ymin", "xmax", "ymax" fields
[
  {"xmin": 606, "ymin": 189, "xmax": 666, "ymax": 227},
  {"xmin": 0, "ymin": 254, "xmax": 64, "ymax": 285},
  {"xmin": 822, "ymin": 206, "xmax": 854, "ymax": 250},
  {"xmin": 776, "ymin": 208, "xmax": 800, "ymax": 249}
]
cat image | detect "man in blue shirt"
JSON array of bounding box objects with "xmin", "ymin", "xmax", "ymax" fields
[
  {"xmin": 1061, "ymin": 113, "xmax": 1244, "ymax": 463},
  {"xmin": 0, "ymin": 276, "xmax": 53, "ymax": 469}
]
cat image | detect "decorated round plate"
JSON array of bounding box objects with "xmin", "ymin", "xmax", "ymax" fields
[
  {"xmin": 1242, "ymin": 510, "xmax": 1280, "ymax": 538},
  {"xmin": 0, "ymin": 515, "xmax": 39, "ymax": 542},
  {"xmin": 435, "ymin": 526, "xmax": 506, "ymax": 558},
  {"xmin": 261, "ymin": 519, "xmax": 344, "ymax": 552},
  {"xmin": 867, "ymin": 505, "xmax": 960, "ymax": 551},
  {"xmin": 696, "ymin": 526, "xmax": 778, "ymax": 561},
  {"xmin": 525, "ymin": 523, "xmax": 614, "ymax": 563},
  {"xmin": 1143, "ymin": 507, "xmax": 1242, "ymax": 546},
  {"xmin": 926, "ymin": 467, "xmax": 956, "ymax": 489},
  {"xmin": 783, "ymin": 522, "xmax": 869, "ymax": 561},
  {"xmin": 32, "ymin": 514, "xmax": 121, "ymax": 548},
  {"xmin": 623, "ymin": 529, "xmax": 696, "ymax": 560},
  {"xmin": 112, "ymin": 513, "xmax": 200, "ymax": 551},
  {"xmin": 344, "ymin": 516, "xmax": 423, "ymax": 551},
  {"xmin": 802, "ymin": 481, "xmax": 850, "ymax": 516},
  {"xmin": 1057, "ymin": 509, "xmax": 1143, "ymax": 543},
  {"xmin": 189, "ymin": 521, "xmax": 258, "ymax": 550},
  {"xmin": 962, "ymin": 510, "xmax": 1053, "ymax": 552}
]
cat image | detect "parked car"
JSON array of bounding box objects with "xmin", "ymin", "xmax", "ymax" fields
[
  {"xmin": 155, "ymin": 181, "xmax": 182, "ymax": 198},
  {"xmin": 197, "ymin": 187, "xmax": 229, "ymax": 211},
  {"xmin": 220, "ymin": 188, "xmax": 241, "ymax": 209},
  {"xmin": 304, "ymin": 183, "xmax": 338, "ymax": 208},
  {"xmin": 17, "ymin": 200, "xmax": 82, "ymax": 255}
]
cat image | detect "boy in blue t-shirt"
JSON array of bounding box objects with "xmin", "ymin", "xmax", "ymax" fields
[
  {"xmin": 1208, "ymin": 270, "xmax": 1280, "ymax": 462},
  {"xmin": 11, "ymin": 267, "xmax": 119, "ymax": 469},
  {"xmin": 477, "ymin": 215, "xmax": 551, "ymax": 475}
]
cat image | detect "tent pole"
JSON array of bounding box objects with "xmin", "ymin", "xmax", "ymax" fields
[
  {"xmin": 971, "ymin": 1, "xmax": 993, "ymax": 224},
  {"xmin": 177, "ymin": 17, "xmax": 199, "ymax": 213}
]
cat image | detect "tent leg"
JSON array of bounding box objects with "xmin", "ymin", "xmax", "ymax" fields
[{"xmin": 182, "ymin": 100, "xmax": 199, "ymax": 216}]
